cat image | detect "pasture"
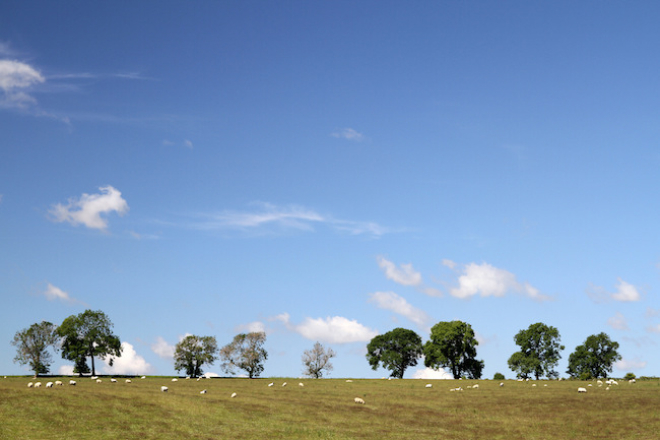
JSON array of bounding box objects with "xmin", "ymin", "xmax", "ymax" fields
[{"xmin": 1, "ymin": 376, "xmax": 659, "ymax": 439}]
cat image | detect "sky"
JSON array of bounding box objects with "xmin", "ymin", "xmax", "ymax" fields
[{"xmin": 2, "ymin": 1, "xmax": 660, "ymax": 380}]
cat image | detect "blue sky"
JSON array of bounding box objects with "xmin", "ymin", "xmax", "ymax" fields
[{"xmin": 2, "ymin": 1, "xmax": 659, "ymax": 379}]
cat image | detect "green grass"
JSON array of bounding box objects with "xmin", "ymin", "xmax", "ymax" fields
[{"xmin": 2, "ymin": 377, "xmax": 660, "ymax": 439}]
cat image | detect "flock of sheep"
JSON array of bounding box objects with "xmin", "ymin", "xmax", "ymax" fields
[{"xmin": 23, "ymin": 375, "xmax": 637, "ymax": 406}]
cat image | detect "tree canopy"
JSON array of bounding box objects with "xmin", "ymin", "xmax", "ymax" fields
[
  {"xmin": 567, "ymin": 332, "xmax": 621, "ymax": 379},
  {"xmin": 508, "ymin": 322, "xmax": 564, "ymax": 380},
  {"xmin": 174, "ymin": 335, "xmax": 218, "ymax": 378},
  {"xmin": 302, "ymin": 341, "xmax": 336, "ymax": 379},
  {"xmin": 11, "ymin": 321, "xmax": 59, "ymax": 376},
  {"xmin": 219, "ymin": 332, "xmax": 268, "ymax": 378},
  {"xmin": 366, "ymin": 328, "xmax": 423, "ymax": 379},
  {"xmin": 424, "ymin": 320, "xmax": 483, "ymax": 379},
  {"xmin": 56, "ymin": 309, "xmax": 122, "ymax": 376}
]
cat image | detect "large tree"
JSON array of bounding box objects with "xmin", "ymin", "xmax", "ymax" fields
[
  {"xmin": 219, "ymin": 332, "xmax": 267, "ymax": 378},
  {"xmin": 508, "ymin": 322, "xmax": 564, "ymax": 380},
  {"xmin": 302, "ymin": 341, "xmax": 336, "ymax": 379},
  {"xmin": 366, "ymin": 328, "xmax": 423, "ymax": 379},
  {"xmin": 424, "ymin": 320, "xmax": 484, "ymax": 379},
  {"xmin": 56, "ymin": 309, "xmax": 122, "ymax": 376},
  {"xmin": 567, "ymin": 332, "xmax": 621, "ymax": 379},
  {"xmin": 11, "ymin": 321, "xmax": 59, "ymax": 377},
  {"xmin": 174, "ymin": 335, "xmax": 218, "ymax": 378}
]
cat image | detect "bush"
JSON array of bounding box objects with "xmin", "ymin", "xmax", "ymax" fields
[
  {"xmin": 493, "ymin": 372, "xmax": 505, "ymax": 380},
  {"xmin": 624, "ymin": 372, "xmax": 636, "ymax": 381}
]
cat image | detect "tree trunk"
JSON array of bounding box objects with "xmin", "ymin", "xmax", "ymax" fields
[{"xmin": 90, "ymin": 343, "xmax": 96, "ymax": 376}]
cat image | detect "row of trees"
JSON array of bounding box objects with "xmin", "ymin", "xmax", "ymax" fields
[
  {"xmin": 11, "ymin": 309, "xmax": 337, "ymax": 379},
  {"xmin": 366, "ymin": 321, "xmax": 623, "ymax": 380}
]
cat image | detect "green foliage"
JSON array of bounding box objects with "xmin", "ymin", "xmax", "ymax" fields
[
  {"xmin": 366, "ymin": 328, "xmax": 423, "ymax": 379},
  {"xmin": 567, "ymin": 332, "xmax": 622, "ymax": 379},
  {"xmin": 302, "ymin": 342, "xmax": 336, "ymax": 379},
  {"xmin": 507, "ymin": 322, "xmax": 564, "ymax": 380},
  {"xmin": 423, "ymin": 320, "xmax": 483, "ymax": 379},
  {"xmin": 493, "ymin": 372, "xmax": 505, "ymax": 380},
  {"xmin": 56, "ymin": 310, "xmax": 122, "ymax": 376},
  {"xmin": 11, "ymin": 321, "xmax": 59, "ymax": 376},
  {"xmin": 624, "ymin": 372, "xmax": 636, "ymax": 381},
  {"xmin": 174, "ymin": 335, "xmax": 218, "ymax": 378},
  {"xmin": 220, "ymin": 332, "xmax": 268, "ymax": 378}
]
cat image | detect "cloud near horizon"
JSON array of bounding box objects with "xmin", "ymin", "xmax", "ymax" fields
[
  {"xmin": 276, "ymin": 313, "xmax": 378, "ymax": 344},
  {"xmin": 102, "ymin": 342, "xmax": 154, "ymax": 375},
  {"xmin": 49, "ymin": 186, "xmax": 129, "ymax": 231},
  {"xmin": 368, "ymin": 291, "xmax": 431, "ymax": 329}
]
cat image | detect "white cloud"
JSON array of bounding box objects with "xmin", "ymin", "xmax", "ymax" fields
[
  {"xmin": 448, "ymin": 262, "xmax": 548, "ymax": 301},
  {"xmin": 607, "ymin": 312, "xmax": 629, "ymax": 331},
  {"xmin": 331, "ymin": 128, "xmax": 364, "ymax": 141},
  {"xmin": 151, "ymin": 336, "xmax": 176, "ymax": 359},
  {"xmin": 615, "ymin": 358, "xmax": 647, "ymax": 371},
  {"xmin": 0, "ymin": 59, "xmax": 45, "ymax": 109},
  {"xmin": 411, "ymin": 367, "xmax": 454, "ymax": 380},
  {"xmin": 235, "ymin": 321, "xmax": 266, "ymax": 333},
  {"xmin": 368, "ymin": 291, "xmax": 431, "ymax": 328},
  {"xmin": 441, "ymin": 259, "xmax": 457, "ymax": 270},
  {"xmin": 278, "ymin": 314, "xmax": 378, "ymax": 344},
  {"xmin": 587, "ymin": 278, "xmax": 641, "ymax": 303},
  {"xmin": 102, "ymin": 342, "xmax": 154, "ymax": 375},
  {"xmin": 42, "ymin": 283, "xmax": 83, "ymax": 304},
  {"xmin": 58, "ymin": 365, "xmax": 75, "ymax": 375},
  {"xmin": 377, "ymin": 256, "xmax": 422, "ymax": 287},
  {"xmin": 49, "ymin": 185, "xmax": 129, "ymax": 231}
]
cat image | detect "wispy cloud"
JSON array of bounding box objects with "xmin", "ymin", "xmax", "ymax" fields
[
  {"xmin": 186, "ymin": 202, "xmax": 391, "ymax": 238},
  {"xmin": 377, "ymin": 256, "xmax": 422, "ymax": 287},
  {"xmin": 368, "ymin": 291, "xmax": 431, "ymax": 329},
  {"xmin": 42, "ymin": 283, "xmax": 84, "ymax": 305},
  {"xmin": 0, "ymin": 59, "xmax": 45, "ymax": 110},
  {"xmin": 607, "ymin": 312, "xmax": 629, "ymax": 331},
  {"xmin": 587, "ymin": 278, "xmax": 641, "ymax": 303},
  {"xmin": 49, "ymin": 185, "xmax": 129, "ymax": 232},
  {"xmin": 331, "ymin": 128, "xmax": 364, "ymax": 141},
  {"xmin": 275, "ymin": 313, "xmax": 378, "ymax": 344},
  {"xmin": 615, "ymin": 357, "xmax": 647, "ymax": 371}
]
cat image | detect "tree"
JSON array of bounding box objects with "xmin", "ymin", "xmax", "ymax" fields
[
  {"xmin": 302, "ymin": 342, "xmax": 336, "ymax": 379},
  {"xmin": 174, "ymin": 335, "xmax": 218, "ymax": 378},
  {"xmin": 423, "ymin": 320, "xmax": 484, "ymax": 379},
  {"xmin": 11, "ymin": 321, "xmax": 59, "ymax": 376},
  {"xmin": 56, "ymin": 310, "xmax": 122, "ymax": 376},
  {"xmin": 507, "ymin": 322, "xmax": 564, "ymax": 380},
  {"xmin": 567, "ymin": 332, "xmax": 621, "ymax": 379},
  {"xmin": 493, "ymin": 372, "xmax": 505, "ymax": 380},
  {"xmin": 366, "ymin": 328, "xmax": 423, "ymax": 379},
  {"xmin": 219, "ymin": 332, "xmax": 267, "ymax": 378}
]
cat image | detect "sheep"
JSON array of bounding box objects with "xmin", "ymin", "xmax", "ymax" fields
[
  {"xmin": 577, "ymin": 387, "xmax": 587, "ymax": 393},
  {"xmin": 141, "ymin": 376, "xmax": 146, "ymax": 379},
  {"xmin": 46, "ymin": 382, "xmax": 54, "ymax": 388},
  {"xmin": 606, "ymin": 387, "xmax": 610, "ymax": 391},
  {"xmin": 231, "ymin": 392, "xmax": 237, "ymax": 398},
  {"xmin": 125, "ymin": 379, "xmax": 132, "ymax": 383},
  {"xmin": 27, "ymin": 382, "xmax": 34, "ymax": 388},
  {"xmin": 34, "ymin": 382, "xmax": 42, "ymax": 388},
  {"xmin": 499, "ymin": 383, "xmax": 504, "ymax": 387},
  {"xmin": 298, "ymin": 383, "xmax": 304, "ymax": 387},
  {"xmin": 69, "ymin": 380, "xmax": 76, "ymax": 386},
  {"xmin": 472, "ymin": 384, "xmax": 479, "ymax": 389},
  {"xmin": 346, "ymin": 380, "xmax": 353, "ymax": 383},
  {"xmin": 200, "ymin": 390, "xmax": 207, "ymax": 394},
  {"xmin": 629, "ymin": 379, "xmax": 636, "ymax": 384},
  {"xmin": 611, "ymin": 380, "xmax": 619, "ymax": 385},
  {"xmin": 91, "ymin": 376, "xmax": 98, "ymax": 380},
  {"xmin": 532, "ymin": 384, "xmax": 537, "ymax": 387},
  {"xmin": 425, "ymin": 384, "xmax": 433, "ymax": 388},
  {"xmin": 268, "ymin": 382, "xmax": 274, "ymax": 387},
  {"xmin": 161, "ymin": 386, "xmax": 168, "ymax": 392},
  {"xmin": 171, "ymin": 378, "xmax": 178, "ymax": 382},
  {"xmin": 597, "ymin": 380, "xmax": 603, "ymax": 385},
  {"xmin": 110, "ymin": 378, "xmax": 117, "ymax": 383},
  {"xmin": 55, "ymin": 381, "xmax": 63, "ymax": 386},
  {"xmin": 282, "ymin": 382, "xmax": 287, "ymax": 387},
  {"xmin": 354, "ymin": 397, "xmax": 365, "ymax": 404},
  {"xmin": 96, "ymin": 379, "xmax": 102, "ymax": 383}
]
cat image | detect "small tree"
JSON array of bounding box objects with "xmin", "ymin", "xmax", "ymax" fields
[
  {"xmin": 508, "ymin": 323, "xmax": 564, "ymax": 380},
  {"xmin": 624, "ymin": 372, "xmax": 636, "ymax": 381},
  {"xmin": 366, "ymin": 328, "xmax": 423, "ymax": 379},
  {"xmin": 302, "ymin": 342, "xmax": 336, "ymax": 379},
  {"xmin": 567, "ymin": 332, "xmax": 621, "ymax": 379},
  {"xmin": 424, "ymin": 320, "xmax": 484, "ymax": 379},
  {"xmin": 56, "ymin": 310, "xmax": 122, "ymax": 376},
  {"xmin": 174, "ymin": 335, "xmax": 218, "ymax": 378},
  {"xmin": 220, "ymin": 332, "xmax": 267, "ymax": 378},
  {"xmin": 11, "ymin": 321, "xmax": 59, "ymax": 377},
  {"xmin": 493, "ymin": 372, "xmax": 505, "ymax": 380}
]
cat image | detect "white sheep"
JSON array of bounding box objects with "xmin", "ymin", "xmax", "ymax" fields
[
  {"xmin": 354, "ymin": 397, "xmax": 365, "ymax": 404},
  {"xmin": 606, "ymin": 386, "xmax": 610, "ymax": 391},
  {"xmin": 91, "ymin": 376, "xmax": 98, "ymax": 380},
  {"xmin": 629, "ymin": 379, "xmax": 636, "ymax": 383},
  {"xmin": 472, "ymin": 384, "xmax": 479, "ymax": 389},
  {"xmin": 161, "ymin": 386, "xmax": 168, "ymax": 392},
  {"xmin": 282, "ymin": 382, "xmax": 287, "ymax": 387},
  {"xmin": 96, "ymin": 379, "xmax": 102, "ymax": 383},
  {"xmin": 27, "ymin": 382, "xmax": 34, "ymax": 388},
  {"xmin": 577, "ymin": 387, "xmax": 587, "ymax": 393},
  {"xmin": 346, "ymin": 380, "xmax": 353, "ymax": 383},
  {"xmin": 141, "ymin": 376, "xmax": 146, "ymax": 379},
  {"xmin": 110, "ymin": 378, "xmax": 117, "ymax": 383},
  {"xmin": 55, "ymin": 381, "xmax": 63, "ymax": 386},
  {"xmin": 125, "ymin": 379, "xmax": 132, "ymax": 383},
  {"xmin": 200, "ymin": 390, "xmax": 207, "ymax": 394},
  {"xmin": 425, "ymin": 384, "xmax": 433, "ymax": 388},
  {"xmin": 172, "ymin": 378, "xmax": 178, "ymax": 382},
  {"xmin": 34, "ymin": 382, "xmax": 42, "ymax": 387},
  {"xmin": 499, "ymin": 383, "xmax": 504, "ymax": 387},
  {"xmin": 46, "ymin": 382, "xmax": 54, "ymax": 388},
  {"xmin": 268, "ymin": 382, "xmax": 274, "ymax": 387},
  {"xmin": 231, "ymin": 392, "xmax": 237, "ymax": 398},
  {"xmin": 69, "ymin": 380, "xmax": 76, "ymax": 386},
  {"xmin": 298, "ymin": 383, "xmax": 304, "ymax": 387}
]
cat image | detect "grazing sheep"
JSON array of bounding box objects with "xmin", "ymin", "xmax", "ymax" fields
[
  {"xmin": 172, "ymin": 378, "xmax": 178, "ymax": 382},
  {"xmin": 200, "ymin": 390, "xmax": 207, "ymax": 394},
  {"xmin": 611, "ymin": 380, "xmax": 618, "ymax": 385},
  {"xmin": 354, "ymin": 397, "xmax": 365, "ymax": 404},
  {"xmin": 69, "ymin": 380, "xmax": 76, "ymax": 386},
  {"xmin": 597, "ymin": 380, "xmax": 603, "ymax": 385},
  {"xmin": 472, "ymin": 384, "xmax": 479, "ymax": 389},
  {"xmin": 110, "ymin": 378, "xmax": 117, "ymax": 383},
  {"xmin": 629, "ymin": 379, "xmax": 636, "ymax": 383},
  {"xmin": 499, "ymin": 383, "xmax": 504, "ymax": 387},
  {"xmin": 346, "ymin": 380, "xmax": 353, "ymax": 383},
  {"xmin": 34, "ymin": 382, "xmax": 42, "ymax": 388},
  {"xmin": 46, "ymin": 382, "xmax": 54, "ymax": 388},
  {"xmin": 91, "ymin": 376, "xmax": 98, "ymax": 380},
  {"xmin": 141, "ymin": 376, "xmax": 146, "ymax": 379},
  {"xmin": 96, "ymin": 379, "xmax": 102, "ymax": 383},
  {"xmin": 282, "ymin": 382, "xmax": 287, "ymax": 387},
  {"xmin": 532, "ymin": 384, "xmax": 537, "ymax": 387},
  {"xmin": 125, "ymin": 379, "xmax": 132, "ymax": 383},
  {"xmin": 577, "ymin": 387, "xmax": 587, "ymax": 393},
  {"xmin": 55, "ymin": 381, "xmax": 63, "ymax": 386},
  {"xmin": 161, "ymin": 386, "xmax": 168, "ymax": 392},
  {"xmin": 268, "ymin": 382, "xmax": 274, "ymax": 387},
  {"xmin": 425, "ymin": 384, "xmax": 433, "ymax": 388},
  {"xmin": 27, "ymin": 382, "xmax": 34, "ymax": 388},
  {"xmin": 231, "ymin": 392, "xmax": 237, "ymax": 398},
  {"xmin": 606, "ymin": 387, "xmax": 610, "ymax": 391},
  {"xmin": 298, "ymin": 383, "xmax": 304, "ymax": 387}
]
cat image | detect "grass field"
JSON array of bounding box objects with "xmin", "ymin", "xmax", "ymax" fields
[{"xmin": 1, "ymin": 376, "xmax": 659, "ymax": 439}]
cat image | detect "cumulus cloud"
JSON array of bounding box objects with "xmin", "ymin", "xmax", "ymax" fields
[
  {"xmin": 607, "ymin": 312, "xmax": 629, "ymax": 331},
  {"xmin": 151, "ymin": 336, "xmax": 176, "ymax": 359},
  {"xmin": 449, "ymin": 262, "xmax": 549, "ymax": 301},
  {"xmin": 615, "ymin": 358, "xmax": 647, "ymax": 371},
  {"xmin": 331, "ymin": 128, "xmax": 364, "ymax": 141},
  {"xmin": 411, "ymin": 367, "xmax": 454, "ymax": 380},
  {"xmin": 49, "ymin": 185, "xmax": 129, "ymax": 231},
  {"xmin": 377, "ymin": 256, "xmax": 422, "ymax": 287},
  {"xmin": 0, "ymin": 59, "xmax": 44, "ymax": 109},
  {"xmin": 102, "ymin": 342, "xmax": 154, "ymax": 375},
  {"xmin": 276, "ymin": 313, "xmax": 378, "ymax": 344},
  {"xmin": 58, "ymin": 365, "xmax": 74, "ymax": 376},
  {"xmin": 368, "ymin": 291, "xmax": 431, "ymax": 328},
  {"xmin": 235, "ymin": 321, "xmax": 266, "ymax": 333},
  {"xmin": 587, "ymin": 278, "xmax": 641, "ymax": 303}
]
